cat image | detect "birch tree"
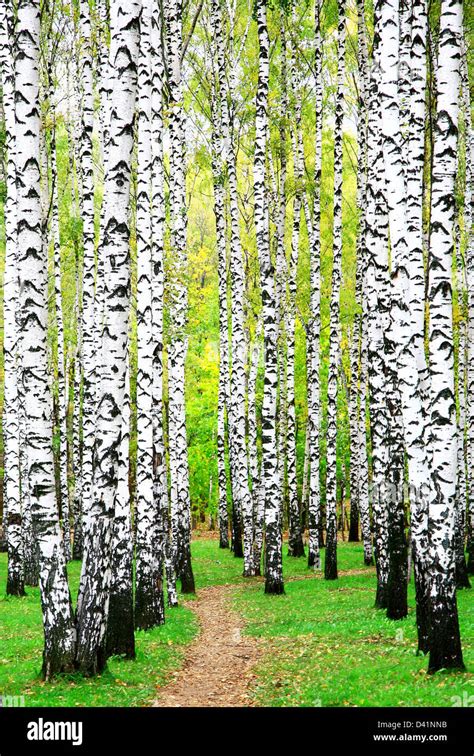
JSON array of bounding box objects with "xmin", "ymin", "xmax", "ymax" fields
[
  {"xmin": 254, "ymin": 0, "xmax": 283, "ymax": 594},
  {"xmin": 426, "ymin": 0, "xmax": 464, "ymax": 672},
  {"xmin": 210, "ymin": 0, "xmax": 230, "ymax": 550},
  {"xmin": 51, "ymin": 123, "xmax": 71, "ymax": 563},
  {"xmin": 216, "ymin": 0, "xmax": 254, "ymax": 576},
  {"xmin": 166, "ymin": 0, "xmax": 195, "ymax": 593},
  {"xmin": 366, "ymin": 48, "xmax": 390, "ymax": 608},
  {"xmin": 286, "ymin": 30, "xmax": 305, "ymax": 559},
  {"xmin": 378, "ymin": 0, "xmax": 409, "ymax": 621},
  {"xmin": 135, "ymin": 0, "xmax": 166, "ymax": 630},
  {"xmin": 71, "ymin": 282, "xmax": 83, "ymax": 561},
  {"xmin": 150, "ymin": 2, "xmax": 169, "ymax": 615},
  {"xmin": 463, "ymin": 37, "xmax": 474, "ymax": 576},
  {"xmin": 2, "ymin": 0, "xmax": 24, "ymax": 597},
  {"xmin": 77, "ymin": 0, "xmax": 96, "ymax": 553},
  {"xmin": 325, "ymin": 0, "xmax": 346, "ymax": 582},
  {"xmin": 249, "ymin": 319, "xmax": 264, "ymax": 573},
  {"xmin": 75, "ymin": 0, "xmax": 141, "ymax": 675},
  {"xmin": 348, "ymin": 0, "xmax": 369, "ymax": 546},
  {"xmin": 307, "ymin": 0, "xmax": 323, "ymax": 570},
  {"xmin": 106, "ymin": 353, "xmax": 135, "ymax": 659},
  {"xmin": 455, "ymin": 319, "xmax": 470, "ymax": 589},
  {"xmin": 16, "ymin": 0, "xmax": 75, "ymax": 677}
]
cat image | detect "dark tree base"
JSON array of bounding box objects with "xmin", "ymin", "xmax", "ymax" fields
[
  {"xmin": 386, "ymin": 604, "xmax": 407, "ymax": 620},
  {"xmin": 72, "ymin": 528, "xmax": 83, "ymax": 561},
  {"xmin": 6, "ymin": 576, "xmax": 26, "ymax": 597},
  {"xmin": 231, "ymin": 509, "xmax": 243, "ymax": 557},
  {"xmin": 232, "ymin": 541, "xmax": 243, "ymax": 558},
  {"xmin": 252, "ymin": 546, "xmax": 262, "ymax": 575},
  {"xmin": 416, "ymin": 592, "xmax": 430, "ymax": 654},
  {"xmin": 264, "ymin": 576, "xmax": 285, "ymax": 594},
  {"xmin": 288, "ymin": 535, "xmax": 305, "ymax": 558},
  {"xmin": 428, "ymin": 591, "xmax": 465, "ymax": 674},
  {"xmin": 72, "ymin": 545, "xmax": 83, "ymax": 561},
  {"xmin": 179, "ymin": 555, "xmax": 196, "ymax": 594},
  {"xmin": 413, "ymin": 550, "xmax": 430, "ymax": 654},
  {"xmin": 106, "ymin": 589, "xmax": 136, "ymax": 660},
  {"xmin": 387, "ymin": 569, "xmax": 408, "ymax": 619},
  {"xmin": 324, "ymin": 535, "xmax": 338, "ymax": 580},
  {"xmin": 24, "ymin": 553, "xmax": 39, "ymax": 587},
  {"xmin": 219, "ymin": 538, "xmax": 229, "ymax": 549},
  {"xmin": 374, "ymin": 582, "xmax": 387, "ymax": 609},
  {"xmin": 386, "ymin": 490, "xmax": 408, "ymax": 620},
  {"xmin": 75, "ymin": 643, "xmax": 108, "ymax": 677},
  {"xmin": 42, "ymin": 650, "xmax": 75, "ymax": 681},
  {"xmin": 466, "ymin": 548, "xmax": 474, "ymax": 575},
  {"xmin": 307, "ymin": 550, "xmax": 319, "ymax": 568},
  {"xmin": 348, "ymin": 512, "xmax": 359, "ymax": 542},
  {"xmin": 135, "ymin": 580, "xmax": 165, "ymax": 630},
  {"xmin": 455, "ymin": 559, "xmax": 471, "ymax": 590},
  {"xmin": 324, "ymin": 564, "xmax": 338, "ymax": 580},
  {"xmin": 415, "ymin": 611, "xmax": 430, "ymax": 656},
  {"xmin": 364, "ymin": 556, "xmax": 374, "ymax": 566}
]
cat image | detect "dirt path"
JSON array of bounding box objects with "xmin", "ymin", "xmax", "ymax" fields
[
  {"xmin": 153, "ymin": 566, "xmax": 375, "ymax": 707},
  {"xmin": 153, "ymin": 585, "xmax": 261, "ymax": 707}
]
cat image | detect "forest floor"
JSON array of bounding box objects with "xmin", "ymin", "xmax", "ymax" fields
[
  {"xmin": 153, "ymin": 584, "xmax": 261, "ymax": 706},
  {"xmin": 0, "ymin": 538, "xmax": 473, "ymax": 706}
]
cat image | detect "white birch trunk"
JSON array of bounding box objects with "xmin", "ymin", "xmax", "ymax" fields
[
  {"xmin": 455, "ymin": 318, "xmax": 470, "ymax": 588},
  {"xmin": 135, "ymin": 0, "xmax": 166, "ymax": 629},
  {"xmin": 1, "ymin": 0, "xmax": 24, "ymax": 596},
  {"xmin": 248, "ymin": 319, "xmax": 264, "ymax": 573},
  {"xmin": 255, "ymin": 0, "xmax": 283, "ymax": 593},
  {"xmin": 366, "ymin": 56, "xmax": 390, "ymax": 609},
  {"xmin": 378, "ymin": 0, "xmax": 410, "ymax": 621},
  {"xmin": 165, "ymin": 0, "xmax": 195, "ymax": 593},
  {"xmin": 463, "ymin": 37, "xmax": 474, "ymax": 575},
  {"xmin": 325, "ymin": 0, "xmax": 346, "ymax": 581},
  {"xmin": 50, "ymin": 123, "xmax": 71, "ymax": 562},
  {"xmin": 106, "ymin": 351, "xmax": 135, "ymax": 658},
  {"xmin": 427, "ymin": 0, "xmax": 464, "ymax": 672},
  {"xmin": 358, "ymin": 300, "xmax": 372, "ymax": 565},
  {"xmin": 77, "ymin": 0, "xmax": 96, "ymax": 552},
  {"xmin": 348, "ymin": 0, "xmax": 369, "ymax": 546},
  {"xmin": 307, "ymin": 0, "xmax": 323, "ymax": 570},
  {"xmin": 75, "ymin": 0, "xmax": 140, "ymax": 675},
  {"xmin": 210, "ymin": 0, "xmax": 230, "ymax": 551},
  {"xmin": 72, "ymin": 278, "xmax": 83, "ymax": 561},
  {"xmin": 286, "ymin": 32, "xmax": 305, "ymax": 559},
  {"xmin": 151, "ymin": 5, "xmax": 170, "ymax": 612},
  {"xmin": 16, "ymin": 0, "xmax": 75, "ymax": 678}
]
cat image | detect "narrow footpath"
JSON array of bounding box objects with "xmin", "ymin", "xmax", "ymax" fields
[{"xmin": 153, "ymin": 584, "xmax": 261, "ymax": 707}]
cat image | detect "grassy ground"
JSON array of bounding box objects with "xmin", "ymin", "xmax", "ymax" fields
[
  {"xmin": 0, "ymin": 558, "xmax": 197, "ymax": 706},
  {"xmin": 231, "ymin": 543, "xmax": 474, "ymax": 707},
  {"xmin": 0, "ymin": 538, "xmax": 473, "ymax": 706}
]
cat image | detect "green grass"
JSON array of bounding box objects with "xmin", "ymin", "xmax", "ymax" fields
[
  {"xmin": 0, "ymin": 558, "xmax": 198, "ymax": 706},
  {"xmin": 230, "ymin": 542, "xmax": 474, "ymax": 707},
  {"xmin": 188, "ymin": 533, "xmax": 319, "ymax": 588},
  {"xmin": 1, "ymin": 538, "xmax": 473, "ymax": 707}
]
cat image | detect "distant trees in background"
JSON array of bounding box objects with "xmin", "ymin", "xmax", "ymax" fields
[{"xmin": 0, "ymin": 0, "xmax": 472, "ymax": 677}]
